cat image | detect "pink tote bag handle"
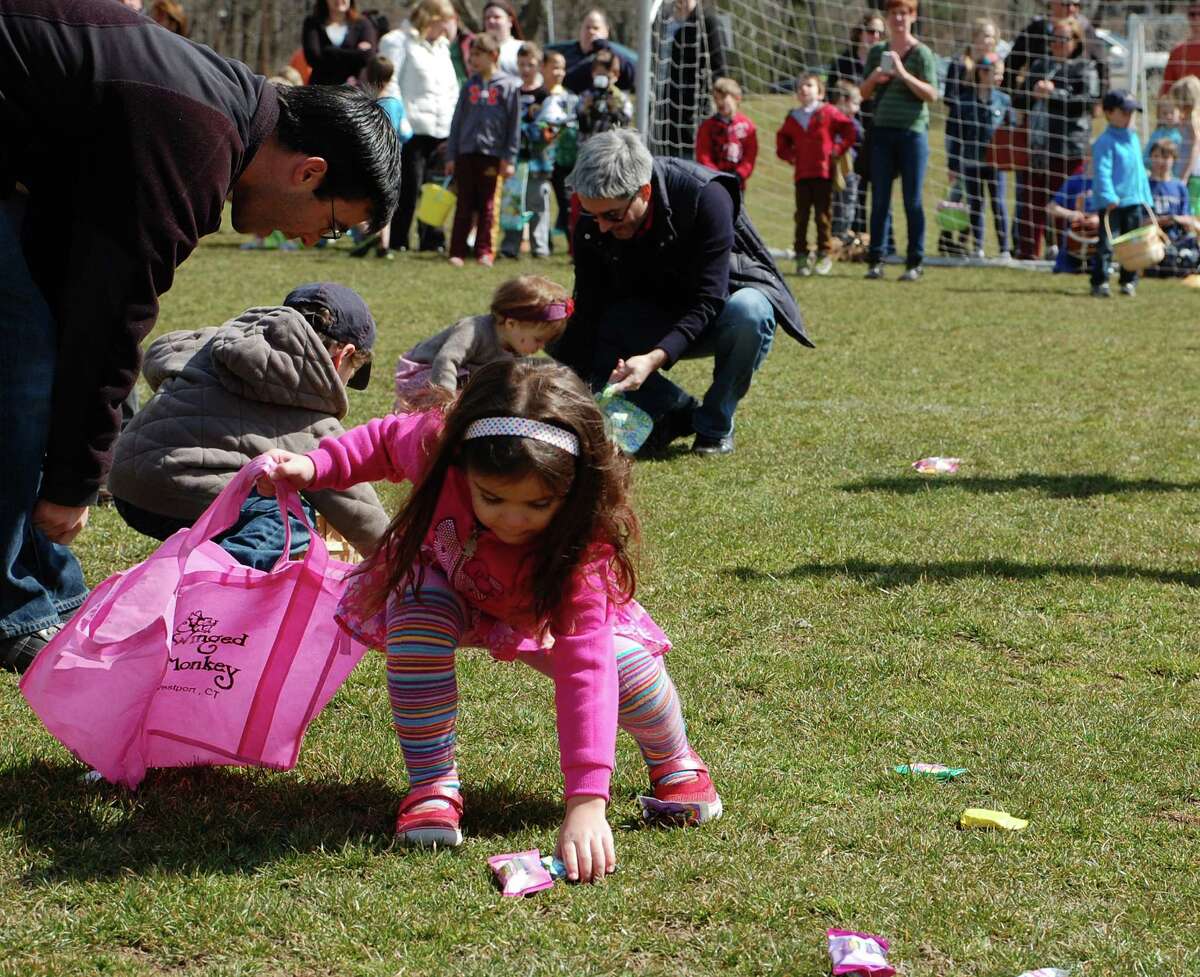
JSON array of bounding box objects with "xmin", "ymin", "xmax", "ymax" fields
[
  {"xmin": 174, "ymin": 455, "xmax": 336, "ymax": 760},
  {"xmin": 85, "ymin": 459, "xmax": 323, "ymax": 640},
  {"xmin": 175, "ymin": 457, "xmax": 330, "ymax": 577}
]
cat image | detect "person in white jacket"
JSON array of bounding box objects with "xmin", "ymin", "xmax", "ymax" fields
[{"xmin": 380, "ymin": 0, "xmax": 461, "ymax": 252}]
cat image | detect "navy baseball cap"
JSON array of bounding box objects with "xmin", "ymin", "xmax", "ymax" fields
[
  {"xmin": 283, "ymin": 282, "xmax": 376, "ymax": 390},
  {"xmin": 1102, "ymin": 89, "xmax": 1141, "ymax": 113}
]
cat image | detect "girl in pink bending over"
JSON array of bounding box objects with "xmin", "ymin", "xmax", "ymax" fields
[{"xmin": 258, "ymin": 358, "xmax": 721, "ymax": 882}]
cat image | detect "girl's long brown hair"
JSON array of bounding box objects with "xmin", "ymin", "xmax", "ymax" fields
[{"xmin": 362, "ymin": 358, "xmax": 639, "ymax": 624}]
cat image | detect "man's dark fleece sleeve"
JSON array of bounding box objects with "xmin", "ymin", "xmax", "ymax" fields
[
  {"xmin": 36, "ymin": 92, "xmax": 242, "ymax": 507},
  {"xmin": 654, "ymin": 181, "xmax": 734, "ymax": 367}
]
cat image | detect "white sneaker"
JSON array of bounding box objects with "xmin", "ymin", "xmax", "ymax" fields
[
  {"xmin": 971, "ymin": 248, "xmax": 985, "ymax": 260},
  {"xmin": 814, "ymin": 255, "xmax": 833, "ymax": 276},
  {"xmin": 998, "ymin": 250, "xmax": 1012, "ymax": 261}
]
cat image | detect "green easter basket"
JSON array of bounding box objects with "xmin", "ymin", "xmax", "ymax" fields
[{"xmin": 936, "ymin": 201, "xmax": 970, "ymax": 233}]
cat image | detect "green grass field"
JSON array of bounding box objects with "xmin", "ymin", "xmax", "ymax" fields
[{"xmin": 2, "ymin": 227, "xmax": 1199, "ymax": 977}]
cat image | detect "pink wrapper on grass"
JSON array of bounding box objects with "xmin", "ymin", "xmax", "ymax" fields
[
  {"xmin": 827, "ymin": 928, "xmax": 895, "ymax": 976},
  {"xmin": 913, "ymin": 456, "xmax": 961, "ymax": 474},
  {"xmin": 488, "ymin": 849, "xmax": 555, "ymax": 897}
]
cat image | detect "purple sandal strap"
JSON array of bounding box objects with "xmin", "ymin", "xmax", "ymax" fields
[{"xmin": 397, "ymin": 784, "xmax": 463, "ymax": 817}]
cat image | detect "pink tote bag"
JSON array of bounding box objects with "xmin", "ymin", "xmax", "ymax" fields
[{"xmin": 19, "ymin": 458, "xmax": 367, "ymax": 788}]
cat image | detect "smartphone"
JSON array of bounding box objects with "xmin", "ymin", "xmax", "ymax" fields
[{"xmin": 880, "ymin": 50, "xmax": 896, "ymax": 74}]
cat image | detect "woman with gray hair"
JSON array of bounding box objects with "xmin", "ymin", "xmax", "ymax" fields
[{"xmin": 552, "ymin": 130, "xmax": 809, "ymax": 457}]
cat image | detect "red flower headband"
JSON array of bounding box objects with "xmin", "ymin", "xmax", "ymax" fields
[{"xmin": 509, "ymin": 298, "xmax": 574, "ymax": 322}]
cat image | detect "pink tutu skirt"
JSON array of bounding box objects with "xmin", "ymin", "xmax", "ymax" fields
[{"xmin": 394, "ymin": 355, "xmax": 471, "ymax": 408}]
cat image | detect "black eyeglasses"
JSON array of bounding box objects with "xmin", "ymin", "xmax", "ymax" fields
[
  {"xmin": 593, "ymin": 193, "xmax": 638, "ymax": 224},
  {"xmin": 862, "ymin": 27, "xmax": 883, "ymax": 35},
  {"xmin": 319, "ymin": 198, "xmax": 343, "ymax": 241}
]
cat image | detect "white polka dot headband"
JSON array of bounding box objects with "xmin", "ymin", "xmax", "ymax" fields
[{"xmin": 464, "ymin": 416, "xmax": 580, "ymax": 456}]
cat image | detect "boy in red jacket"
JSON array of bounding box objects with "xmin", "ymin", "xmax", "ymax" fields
[
  {"xmin": 695, "ymin": 78, "xmax": 758, "ymax": 190},
  {"xmin": 776, "ymin": 72, "xmax": 857, "ymax": 276}
]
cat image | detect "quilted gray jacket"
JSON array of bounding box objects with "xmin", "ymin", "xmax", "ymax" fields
[{"xmin": 109, "ymin": 306, "xmax": 389, "ymax": 553}]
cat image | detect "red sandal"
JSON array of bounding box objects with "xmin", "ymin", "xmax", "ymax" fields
[
  {"xmin": 640, "ymin": 753, "xmax": 723, "ymax": 825},
  {"xmin": 394, "ymin": 784, "xmax": 464, "ymax": 848}
]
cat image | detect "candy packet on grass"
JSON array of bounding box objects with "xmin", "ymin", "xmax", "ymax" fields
[
  {"xmin": 959, "ymin": 807, "xmax": 1028, "ymax": 831},
  {"xmin": 894, "ymin": 763, "xmax": 968, "ymax": 781},
  {"xmin": 541, "ymin": 855, "xmax": 568, "ymax": 881},
  {"xmin": 913, "ymin": 456, "xmax": 961, "ymax": 475},
  {"xmin": 827, "ymin": 929, "xmax": 895, "ymax": 976},
  {"xmin": 638, "ymin": 794, "xmax": 704, "ymax": 825},
  {"xmin": 1015, "ymin": 969, "xmax": 1071, "ymax": 977},
  {"xmin": 488, "ymin": 849, "xmax": 555, "ymax": 897}
]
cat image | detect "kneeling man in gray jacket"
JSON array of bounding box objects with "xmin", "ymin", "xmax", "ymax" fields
[{"xmin": 108, "ymin": 283, "xmax": 390, "ymax": 568}]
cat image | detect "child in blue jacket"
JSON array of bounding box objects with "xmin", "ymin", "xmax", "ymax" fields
[{"xmin": 1090, "ymin": 90, "xmax": 1154, "ymax": 298}]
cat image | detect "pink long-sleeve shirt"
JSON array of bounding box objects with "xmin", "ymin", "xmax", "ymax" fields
[{"xmin": 306, "ymin": 410, "xmax": 618, "ymax": 800}]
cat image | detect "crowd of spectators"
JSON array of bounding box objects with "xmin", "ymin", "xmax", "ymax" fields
[
  {"xmin": 799, "ymin": 0, "xmax": 1200, "ymax": 281},
  {"xmin": 269, "ymin": 0, "xmax": 1200, "ymax": 279}
]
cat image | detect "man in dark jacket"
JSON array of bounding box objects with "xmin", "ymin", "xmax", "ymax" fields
[
  {"xmin": 0, "ymin": 0, "xmax": 402, "ymax": 672},
  {"xmin": 552, "ymin": 130, "xmax": 809, "ymax": 457}
]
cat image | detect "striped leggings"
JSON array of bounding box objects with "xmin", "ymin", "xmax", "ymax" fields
[{"xmin": 384, "ymin": 568, "xmax": 693, "ymax": 791}]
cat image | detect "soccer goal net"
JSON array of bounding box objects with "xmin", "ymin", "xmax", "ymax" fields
[{"xmin": 637, "ymin": 0, "xmax": 1191, "ymax": 267}]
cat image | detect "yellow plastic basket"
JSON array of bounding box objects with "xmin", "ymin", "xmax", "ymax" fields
[
  {"xmin": 416, "ymin": 179, "xmax": 456, "ymax": 228},
  {"xmin": 1106, "ymin": 204, "xmax": 1166, "ymax": 272}
]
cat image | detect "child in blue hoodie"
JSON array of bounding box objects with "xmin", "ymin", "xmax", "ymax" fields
[{"xmin": 1090, "ymin": 89, "xmax": 1154, "ymax": 298}]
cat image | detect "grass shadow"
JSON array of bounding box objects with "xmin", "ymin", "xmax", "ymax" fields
[
  {"xmin": 939, "ymin": 285, "xmax": 1087, "ymax": 297},
  {"xmin": 841, "ymin": 472, "xmax": 1200, "ymax": 499},
  {"xmin": 459, "ymin": 779, "xmax": 563, "ymax": 839},
  {"xmin": 726, "ymin": 559, "xmax": 1200, "ymax": 589},
  {"xmin": 0, "ymin": 761, "xmax": 557, "ymax": 882},
  {"xmin": 0, "ymin": 760, "xmax": 397, "ymax": 882}
]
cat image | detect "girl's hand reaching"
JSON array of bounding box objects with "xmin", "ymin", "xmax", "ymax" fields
[
  {"xmin": 556, "ymin": 795, "xmax": 616, "ymax": 883},
  {"xmin": 254, "ymin": 450, "xmax": 317, "ymax": 497}
]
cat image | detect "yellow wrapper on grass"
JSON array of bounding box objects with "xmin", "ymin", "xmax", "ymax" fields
[{"xmin": 959, "ymin": 807, "xmax": 1028, "ymax": 831}]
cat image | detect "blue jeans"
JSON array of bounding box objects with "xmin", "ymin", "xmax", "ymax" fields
[
  {"xmin": 0, "ymin": 197, "xmax": 89, "ymax": 640},
  {"xmin": 114, "ymin": 493, "xmax": 315, "ymax": 572},
  {"xmin": 832, "ymin": 171, "xmax": 860, "ymax": 238},
  {"xmin": 580, "ymin": 287, "xmax": 776, "ymax": 440},
  {"xmin": 868, "ymin": 126, "xmax": 930, "ymax": 268},
  {"xmin": 961, "ymin": 166, "xmax": 1010, "ymax": 253}
]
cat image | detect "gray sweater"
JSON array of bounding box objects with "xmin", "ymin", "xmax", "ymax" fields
[
  {"xmin": 109, "ymin": 307, "xmax": 390, "ymax": 554},
  {"xmin": 446, "ymin": 72, "xmax": 522, "ymax": 162},
  {"xmin": 405, "ymin": 314, "xmax": 512, "ymax": 391}
]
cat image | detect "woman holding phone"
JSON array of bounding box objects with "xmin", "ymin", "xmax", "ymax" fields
[{"xmin": 859, "ymin": 0, "xmax": 938, "ymax": 281}]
